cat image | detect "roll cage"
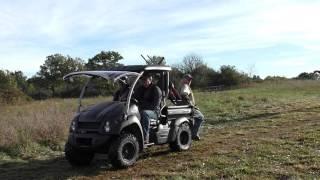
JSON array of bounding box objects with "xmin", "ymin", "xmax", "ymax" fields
[{"xmin": 63, "ymin": 66, "xmax": 172, "ymax": 115}]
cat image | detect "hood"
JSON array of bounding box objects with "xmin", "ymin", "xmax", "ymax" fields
[{"xmin": 78, "ymin": 101, "xmax": 125, "ymax": 122}]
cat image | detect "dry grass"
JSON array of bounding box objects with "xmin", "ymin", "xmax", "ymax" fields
[
  {"xmin": 0, "ymin": 97, "xmax": 110, "ymax": 157},
  {"xmin": 0, "ymin": 99, "xmax": 72, "ymax": 156}
]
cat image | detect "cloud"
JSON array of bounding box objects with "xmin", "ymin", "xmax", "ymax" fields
[{"xmin": 0, "ymin": 0, "xmax": 319, "ymax": 77}]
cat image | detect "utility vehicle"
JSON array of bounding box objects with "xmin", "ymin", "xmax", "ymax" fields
[{"xmin": 63, "ymin": 65, "xmax": 194, "ymax": 168}]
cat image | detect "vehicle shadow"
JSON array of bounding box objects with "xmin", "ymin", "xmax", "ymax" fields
[{"xmin": 0, "ymin": 147, "xmax": 172, "ymax": 180}]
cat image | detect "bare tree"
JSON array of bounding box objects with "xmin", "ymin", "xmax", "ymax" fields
[
  {"xmin": 175, "ymin": 54, "xmax": 214, "ymax": 88},
  {"xmin": 179, "ymin": 54, "xmax": 205, "ymax": 74},
  {"xmin": 247, "ymin": 64, "xmax": 256, "ymax": 78}
]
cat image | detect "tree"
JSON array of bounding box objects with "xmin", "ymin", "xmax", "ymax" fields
[
  {"xmin": 177, "ymin": 54, "xmax": 213, "ymax": 88},
  {"xmin": 296, "ymin": 72, "xmax": 319, "ymax": 80},
  {"xmin": 86, "ymin": 51, "xmax": 123, "ymax": 70},
  {"xmin": 173, "ymin": 54, "xmax": 252, "ymax": 88},
  {"xmin": 0, "ymin": 70, "xmax": 16, "ymax": 89},
  {"xmin": 27, "ymin": 76, "xmax": 52, "ymax": 99},
  {"xmin": 179, "ymin": 54, "xmax": 204, "ymax": 76},
  {"xmin": 10, "ymin": 71, "xmax": 28, "ymax": 92},
  {"xmin": 247, "ymin": 64, "xmax": 256, "ymax": 78},
  {"xmin": 0, "ymin": 70, "xmax": 28, "ymax": 104},
  {"xmin": 218, "ymin": 65, "xmax": 249, "ymax": 86},
  {"xmin": 37, "ymin": 54, "xmax": 84, "ymax": 96},
  {"xmin": 252, "ymin": 75, "xmax": 263, "ymax": 82},
  {"xmin": 264, "ymin": 76, "xmax": 287, "ymax": 81},
  {"xmin": 201, "ymin": 66, "xmax": 219, "ymax": 86}
]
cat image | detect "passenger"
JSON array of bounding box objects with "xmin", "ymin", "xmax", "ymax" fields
[
  {"xmin": 179, "ymin": 74, "xmax": 204, "ymax": 141},
  {"xmin": 113, "ymin": 76, "xmax": 129, "ymax": 101},
  {"xmin": 133, "ymin": 73, "xmax": 162, "ymax": 143}
]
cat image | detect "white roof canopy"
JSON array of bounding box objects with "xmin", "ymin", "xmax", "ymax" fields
[{"xmin": 63, "ymin": 71, "xmax": 140, "ymax": 82}]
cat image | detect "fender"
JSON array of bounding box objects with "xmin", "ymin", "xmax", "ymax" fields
[
  {"xmin": 168, "ymin": 117, "xmax": 191, "ymax": 142},
  {"xmin": 118, "ymin": 115, "xmax": 144, "ymax": 146}
]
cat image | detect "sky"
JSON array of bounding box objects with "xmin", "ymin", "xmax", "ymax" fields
[{"xmin": 0, "ymin": 0, "xmax": 319, "ymax": 78}]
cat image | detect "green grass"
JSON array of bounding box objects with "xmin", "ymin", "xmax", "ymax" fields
[
  {"xmin": 0, "ymin": 80, "xmax": 320, "ymax": 179},
  {"xmin": 196, "ymin": 80, "xmax": 320, "ymax": 125}
]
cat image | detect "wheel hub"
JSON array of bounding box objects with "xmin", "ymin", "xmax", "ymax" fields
[
  {"xmin": 122, "ymin": 143, "xmax": 135, "ymax": 160},
  {"xmin": 180, "ymin": 131, "xmax": 189, "ymax": 145}
]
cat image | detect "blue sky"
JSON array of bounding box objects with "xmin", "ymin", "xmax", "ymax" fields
[{"xmin": 0, "ymin": 0, "xmax": 319, "ymax": 78}]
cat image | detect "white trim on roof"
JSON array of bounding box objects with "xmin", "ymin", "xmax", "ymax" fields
[
  {"xmin": 63, "ymin": 71, "xmax": 140, "ymax": 81},
  {"xmin": 144, "ymin": 66, "xmax": 171, "ymax": 71}
]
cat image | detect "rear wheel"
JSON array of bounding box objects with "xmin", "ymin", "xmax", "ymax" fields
[
  {"xmin": 65, "ymin": 142, "xmax": 94, "ymax": 166},
  {"xmin": 109, "ymin": 133, "xmax": 139, "ymax": 168},
  {"xmin": 169, "ymin": 123, "xmax": 192, "ymax": 151}
]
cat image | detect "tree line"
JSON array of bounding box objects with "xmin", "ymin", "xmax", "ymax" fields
[
  {"xmin": 0, "ymin": 51, "xmax": 123, "ymax": 103},
  {"xmin": 1, "ymin": 50, "xmax": 318, "ymax": 104}
]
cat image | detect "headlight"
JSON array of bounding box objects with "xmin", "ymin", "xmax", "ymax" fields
[
  {"xmin": 104, "ymin": 121, "xmax": 110, "ymax": 132},
  {"xmin": 70, "ymin": 121, "xmax": 76, "ymax": 132}
]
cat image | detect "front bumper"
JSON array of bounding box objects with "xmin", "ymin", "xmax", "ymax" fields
[{"xmin": 67, "ymin": 132, "xmax": 112, "ymax": 151}]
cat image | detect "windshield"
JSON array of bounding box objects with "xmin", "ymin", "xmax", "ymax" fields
[{"xmin": 63, "ymin": 71, "xmax": 141, "ymax": 112}]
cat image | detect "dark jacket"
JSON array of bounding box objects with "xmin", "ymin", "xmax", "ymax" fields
[{"xmin": 134, "ymin": 84, "xmax": 162, "ymax": 113}]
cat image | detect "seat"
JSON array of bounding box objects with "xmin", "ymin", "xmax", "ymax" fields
[{"xmin": 168, "ymin": 82, "xmax": 182, "ymax": 105}]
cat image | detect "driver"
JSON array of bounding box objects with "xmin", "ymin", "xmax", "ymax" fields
[{"xmin": 133, "ymin": 73, "xmax": 162, "ymax": 144}]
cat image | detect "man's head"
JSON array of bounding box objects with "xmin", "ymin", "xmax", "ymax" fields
[
  {"xmin": 142, "ymin": 73, "xmax": 153, "ymax": 88},
  {"xmin": 183, "ymin": 74, "xmax": 193, "ymax": 85}
]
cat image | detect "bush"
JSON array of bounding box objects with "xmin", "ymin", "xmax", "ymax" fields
[
  {"xmin": 0, "ymin": 88, "xmax": 28, "ymax": 104},
  {"xmin": 28, "ymin": 88, "xmax": 52, "ymax": 100},
  {"xmin": 0, "ymin": 70, "xmax": 30, "ymax": 104}
]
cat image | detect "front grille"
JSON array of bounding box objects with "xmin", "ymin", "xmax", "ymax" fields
[
  {"xmin": 77, "ymin": 122, "xmax": 101, "ymax": 129},
  {"xmin": 76, "ymin": 138, "xmax": 92, "ymax": 146}
]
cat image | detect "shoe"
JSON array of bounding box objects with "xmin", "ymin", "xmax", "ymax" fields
[
  {"xmin": 193, "ymin": 135, "xmax": 201, "ymax": 141},
  {"xmin": 144, "ymin": 135, "xmax": 149, "ymax": 144}
]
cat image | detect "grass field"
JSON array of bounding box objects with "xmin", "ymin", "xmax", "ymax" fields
[{"xmin": 0, "ymin": 80, "xmax": 320, "ymax": 179}]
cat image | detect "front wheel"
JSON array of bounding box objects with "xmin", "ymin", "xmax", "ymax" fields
[
  {"xmin": 169, "ymin": 123, "xmax": 192, "ymax": 151},
  {"xmin": 109, "ymin": 133, "xmax": 139, "ymax": 168}
]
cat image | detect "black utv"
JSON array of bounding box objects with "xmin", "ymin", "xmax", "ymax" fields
[{"xmin": 63, "ymin": 65, "xmax": 194, "ymax": 168}]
